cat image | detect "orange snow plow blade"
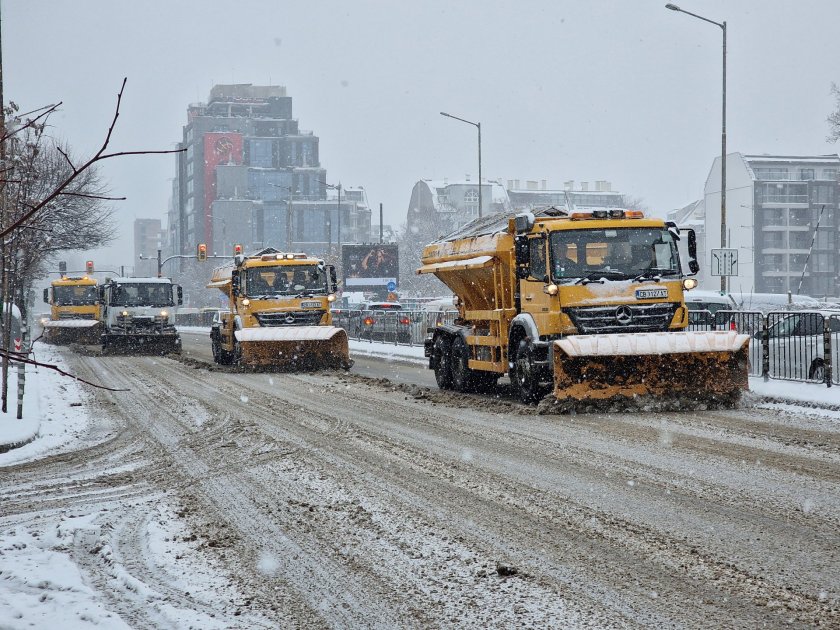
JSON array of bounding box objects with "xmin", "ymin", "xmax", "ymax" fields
[
  {"xmin": 234, "ymin": 326, "xmax": 351, "ymax": 369},
  {"xmin": 553, "ymin": 331, "xmax": 750, "ymax": 406}
]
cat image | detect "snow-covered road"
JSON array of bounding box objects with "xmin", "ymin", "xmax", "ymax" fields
[{"xmin": 1, "ymin": 347, "xmax": 838, "ymax": 628}]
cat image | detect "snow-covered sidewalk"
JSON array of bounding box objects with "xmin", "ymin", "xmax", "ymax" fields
[{"xmin": 0, "ymin": 343, "xmax": 91, "ymax": 460}]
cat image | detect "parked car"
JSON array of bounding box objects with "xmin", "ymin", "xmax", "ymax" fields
[
  {"xmin": 758, "ymin": 310, "xmax": 840, "ymax": 381},
  {"xmin": 359, "ymin": 302, "xmax": 411, "ymax": 343},
  {"xmin": 684, "ymin": 290, "xmax": 738, "ymax": 328}
]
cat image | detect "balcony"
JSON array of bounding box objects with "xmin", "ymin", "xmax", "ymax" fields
[{"xmin": 758, "ymin": 194, "xmax": 810, "ymax": 206}]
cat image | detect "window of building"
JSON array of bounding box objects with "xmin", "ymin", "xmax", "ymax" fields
[
  {"xmin": 812, "ymin": 253, "xmax": 836, "ymax": 273},
  {"xmin": 789, "ymin": 232, "xmax": 812, "ymax": 249},
  {"xmin": 790, "ymin": 253, "xmax": 809, "ymax": 268},
  {"xmin": 761, "ymin": 231, "xmax": 785, "ymax": 249},
  {"xmin": 464, "ymin": 189, "xmax": 479, "ymax": 216},
  {"xmin": 799, "ymin": 168, "xmax": 815, "ymax": 180},
  {"xmin": 767, "ymin": 254, "xmax": 785, "ymax": 271},
  {"xmin": 822, "ymin": 168, "xmax": 837, "ymax": 180},
  {"xmin": 789, "ymin": 208, "xmax": 811, "ymax": 226},
  {"xmin": 815, "ymin": 229, "xmax": 835, "ymax": 249},
  {"xmin": 754, "ymin": 167, "xmax": 789, "ymax": 180},
  {"xmin": 759, "ymin": 182, "xmax": 808, "ymax": 204},
  {"xmin": 761, "ymin": 277, "xmax": 785, "ymax": 293},
  {"xmin": 762, "ymin": 207, "xmax": 785, "ymax": 225},
  {"xmin": 248, "ymin": 139, "xmax": 274, "ymax": 168},
  {"xmin": 811, "ymin": 185, "xmax": 836, "ymax": 204}
]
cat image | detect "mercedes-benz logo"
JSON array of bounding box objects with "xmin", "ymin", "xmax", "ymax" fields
[
  {"xmin": 615, "ymin": 305, "xmax": 633, "ymax": 325},
  {"xmin": 285, "ymin": 314, "xmax": 296, "ymax": 324}
]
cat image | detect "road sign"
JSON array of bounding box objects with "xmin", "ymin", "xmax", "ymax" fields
[
  {"xmin": 711, "ymin": 248, "xmax": 738, "ymax": 277},
  {"xmin": 386, "ymin": 280, "xmax": 397, "ymax": 292},
  {"xmin": 14, "ymin": 338, "xmax": 21, "ymax": 352}
]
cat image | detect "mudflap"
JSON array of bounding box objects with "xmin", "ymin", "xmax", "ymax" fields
[
  {"xmin": 236, "ymin": 326, "xmax": 352, "ymax": 370},
  {"xmin": 550, "ymin": 331, "xmax": 750, "ymax": 412}
]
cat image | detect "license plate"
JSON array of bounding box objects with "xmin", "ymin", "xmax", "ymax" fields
[
  {"xmin": 635, "ymin": 288, "xmax": 668, "ymax": 300},
  {"xmin": 300, "ymin": 301, "xmax": 321, "ymax": 308}
]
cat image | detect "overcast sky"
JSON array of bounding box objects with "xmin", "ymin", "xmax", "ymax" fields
[{"xmin": 5, "ymin": 0, "xmax": 840, "ymax": 268}]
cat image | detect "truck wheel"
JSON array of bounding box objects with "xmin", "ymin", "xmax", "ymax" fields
[
  {"xmin": 433, "ymin": 335, "xmax": 453, "ymax": 390},
  {"xmin": 513, "ymin": 340, "xmax": 544, "ymax": 404},
  {"xmin": 451, "ymin": 336, "xmax": 474, "ymax": 393}
]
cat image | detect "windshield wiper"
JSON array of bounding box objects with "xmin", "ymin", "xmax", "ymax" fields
[
  {"xmin": 574, "ymin": 270, "xmax": 629, "ymax": 285},
  {"xmin": 632, "ymin": 268, "xmax": 678, "ymax": 283}
]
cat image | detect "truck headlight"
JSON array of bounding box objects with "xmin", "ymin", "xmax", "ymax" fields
[
  {"xmin": 120, "ymin": 310, "xmax": 130, "ymax": 318},
  {"xmin": 682, "ymin": 278, "xmax": 698, "ymax": 290},
  {"xmin": 327, "ymin": 294, "xmax": 336, "ymax": 302},
  {"xmin": 160, "ymin": 310, "xmax": 169, "ymax": 318}
]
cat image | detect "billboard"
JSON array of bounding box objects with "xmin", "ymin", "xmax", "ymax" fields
[
  {"xmin": 342, "ymin": 244, "xmax": 399, "ymax": 289},
  {"xmin": 203, "ymin": 133, "xmax": 243, "ymax": 245}
]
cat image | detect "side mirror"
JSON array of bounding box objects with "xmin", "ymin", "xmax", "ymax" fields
[
  {"xmin": 43, "ymin": 288, "xmax": 49, "ymax": 303},
  {"xmin": 176, "ymin": 285, "xmax": 184, "ymax": 306},
  {"xmin": 329, "ymin": 266, "xmax": 339, "ymax": 294},
  {"xmin": 98, "ymin": 286, "xmax": 106, "ymax": 304},
  {"xmin": 514, "ymin": 235, "xmax": 530, "ymax": 280},
  {"xmin": 231, "ymin": 270, "xmax": 240, "ymax": 297},
  {"xmin": 686, "ymin": 229, "xmax": 700, "ymax": 275}
]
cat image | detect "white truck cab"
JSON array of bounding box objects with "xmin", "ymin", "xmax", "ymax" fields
[{"xmin": 99, "ymin": 277, "xmax": 182, "ymax": 353}]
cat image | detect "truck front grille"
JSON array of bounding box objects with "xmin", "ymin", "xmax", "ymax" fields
[
  {"xmin": 565, "ymin": 303, "xmax": 678, "ymax": 334},
  {"xmin": 59, "ymin": 312, "xmax": 96, "ymax": 320},
  {"xmin": 255, "ymin": 310, "xmax": 325, "ymax": 327}
]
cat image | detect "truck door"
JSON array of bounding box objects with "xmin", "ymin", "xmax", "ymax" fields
[{"xmin": 521, "ymin": 235, "xmax": 553, "ymax": 331}]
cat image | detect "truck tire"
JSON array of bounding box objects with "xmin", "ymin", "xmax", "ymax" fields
[
  {"xmin": 450, "ymin": 336, "xmax": 474, "ymax": 393},
  {"xmin": 513, "ymin": 339, "xmax": 545, "ymax": 404},
  {"xmin": 433, "ymin": 335, "xmax": 453, "ymax": 390}
]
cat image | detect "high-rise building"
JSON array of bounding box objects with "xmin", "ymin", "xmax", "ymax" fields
[
  {"xmin": 168, "ymin": 84, "xmax": 370, "ymax": 262},
  {"xmin": 134, "ymin": 218, "xmax": 164, "ymax": 277}
]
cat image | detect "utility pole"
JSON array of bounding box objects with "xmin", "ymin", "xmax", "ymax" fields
[{"xmin": 379, "ymin": 203, "xmax": 383, "ymax": 243}]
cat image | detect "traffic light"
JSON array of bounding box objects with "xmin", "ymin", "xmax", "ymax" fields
[
  {"xmin": 233, "ymin": 244, "xmax": 243, "ymax": 256},
  {"xmin": 197, "ymin": 243, "xmax": 207, "ymax": 262},
  {"xmin": 85, "ymin": 260, "xmax": 94, "ymax": 274}
]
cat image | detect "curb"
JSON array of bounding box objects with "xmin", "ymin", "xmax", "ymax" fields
[{"xmin": 0, "ymin": 430, "xmax": 40, "ymax": 454}]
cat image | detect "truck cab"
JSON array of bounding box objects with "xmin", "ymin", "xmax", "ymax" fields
[
  {"xmin": 41, "ymin": 276, "xmax": 101, "ymax": 344},
  {"xmin": 99, "ymin": 277, "xmax": 182, "ymax": 353}
]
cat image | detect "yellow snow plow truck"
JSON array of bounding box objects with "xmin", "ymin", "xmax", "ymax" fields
[
  {"xmin": 41, "ymin": 276, "xmax": 101, "ymax": 344},
  {"xmin": 208, "ymin": 247, "xmax": 351, "ymax": 369},
  {"xmin": 418, "ymin": 207, "xmax": 750, "ymax": 410}
]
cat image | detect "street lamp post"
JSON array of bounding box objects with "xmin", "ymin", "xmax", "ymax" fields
[
  {"xmin": 666, "ymin": 3, "xmax": 727, "ymax": 293},
  {"xmin": 440, "ymin": 111, "xmax": 482, "ymax": 219}
]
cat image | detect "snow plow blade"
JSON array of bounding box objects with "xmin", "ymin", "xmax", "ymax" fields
[
  {"xmin": 43, "ymin": 320, "xmax": 101, "ymax": 345},
  {"xmin": 234, "ymin": 326, "xmax": 352, "ymax": 370},
  {"xmin": 552, "ymin": 331, "xmax": 750, "ymax": 407}
]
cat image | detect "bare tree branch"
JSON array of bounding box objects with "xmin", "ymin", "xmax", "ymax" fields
[
  {"xmin": 0, "ymin": 79, "xmax": 184, "ymax": 239},
  {"xmin": 57, "ymin": 191, "xmax": 126, "ymax": 201},
  {"xmin": 56, "ymin": 144, "xmax": 77, "ymax": 174}
]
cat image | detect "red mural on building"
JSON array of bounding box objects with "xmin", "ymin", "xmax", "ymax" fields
[{"xmin": 203, "ymin": 133, "xmax": 243, "ymax": 245}]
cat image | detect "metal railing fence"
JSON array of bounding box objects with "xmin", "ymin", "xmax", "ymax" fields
[{"xmin": 332, "ymin": 307, "xmax": 840, "ymax": 387}]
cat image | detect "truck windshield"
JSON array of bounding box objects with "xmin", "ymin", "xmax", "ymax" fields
[
  {"xmin": 109, "ymin": 283, "xmax": 174, "ymax": 307},
  {"xmin": 244, "ymin": 265, "xmax": 328, "ymax": 297},
  {"xmin": 53, "ymin": 286, "xmax": 98, "ymax": 306},
  {"xmin": 549, "ymin": 227, "xmax": 680, "ymax": 283}
]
